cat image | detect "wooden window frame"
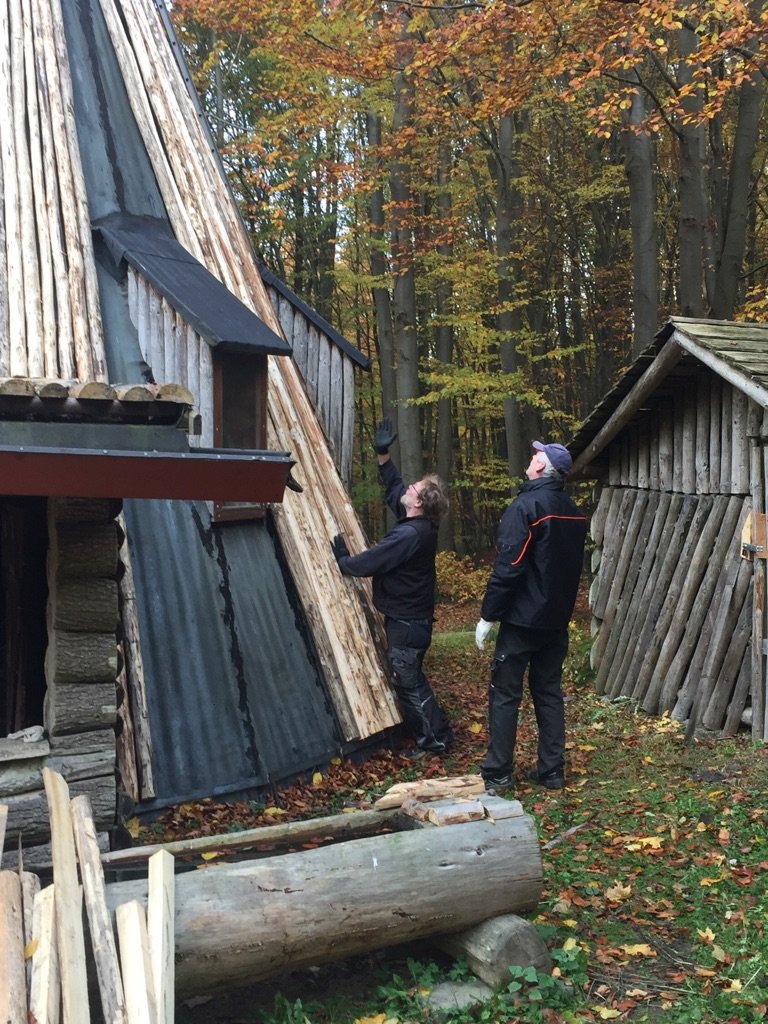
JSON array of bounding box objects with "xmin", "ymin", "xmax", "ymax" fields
[{"xmin": 212, "ymin": 350, "xmax": 269, "ymax": 523}]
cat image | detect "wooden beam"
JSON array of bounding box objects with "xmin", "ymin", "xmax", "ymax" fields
[{"xmin": 571, "ymin": 339, "xmax": 684, "ymax": 479}]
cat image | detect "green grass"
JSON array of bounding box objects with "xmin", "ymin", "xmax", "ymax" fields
[{"xmin": 177, "ymin": 616, "xmax": 768, "ymax": 1023}]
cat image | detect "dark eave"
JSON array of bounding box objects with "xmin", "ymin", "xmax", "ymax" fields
[
  {"xmin": 0, "ymin": 445, "xmax": 294, "ymax": 502},
  {"xmin": 93, "ymin": 213, "xmax": 292, "ymax": 357}
]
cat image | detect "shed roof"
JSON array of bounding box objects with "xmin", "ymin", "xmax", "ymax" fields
[{"xmin": 569, "ymin": 317, "xmax": 768, "ymax": 479}]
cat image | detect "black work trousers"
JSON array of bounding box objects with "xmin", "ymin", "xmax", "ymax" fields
[
  {"xmin": 481, "ymin": 622, "xmax": 569, "ymax": 780},
  {"xmin": 386, "ymin": 617, "xmax": 453, "ymax": 753}
]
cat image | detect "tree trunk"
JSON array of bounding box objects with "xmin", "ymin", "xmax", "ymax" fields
[
  {"xmin": 436, "ymin": 140, "xmax": 454, "ymax": 549},
  {"xmin": 710, "ymin": 65, "xmax": 765, "ymax": 318},
  {"xmin": 104, "ymin": 811, "xmax": 542, "ymax": 997},
  {"xmin": 492, "ymin": 112, "xmax": 527, "ymax": 480},
  {"xmin": 366, "ymin": 111, "xmax": 397, "ymax": 425},
  {"xmin": 389, "ymin": 65, "xmax": 422, "ymax": 482},
  {"xmin": 622, "ymin": 68, "xmax": 658, "ymax": 356},
  {"xmin": 677, "ymin": 26, "xmax": 706, "ymax": 316}
]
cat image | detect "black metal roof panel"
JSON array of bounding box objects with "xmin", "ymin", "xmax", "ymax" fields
[
  {"xmin": 94, "ymin": 213, "xmax": 292, "ymax": 356},
  {"xmin": 125, "ymin": 498, "xmax": 342, "ymax": 809}
]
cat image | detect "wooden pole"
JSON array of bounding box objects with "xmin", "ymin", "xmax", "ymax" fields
[
  {"xmin": 29, "ymin": 884, "xmax": 61, "ymax": 1024},
  {"xmin": 116, "ymin": 902, "xmax": 156, "ymax": 1024},
  {"xmin": 147, "ymin": 850, "xmax": 174, "ymax": 1024},
  {"xmin": 0, "ymin": 0, "xmax": 25, "ymax": 375}
]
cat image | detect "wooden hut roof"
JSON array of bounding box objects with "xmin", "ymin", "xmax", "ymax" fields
[{"xmin": 569, "ymin": 317, "xmax": 768, "ymax": 479}]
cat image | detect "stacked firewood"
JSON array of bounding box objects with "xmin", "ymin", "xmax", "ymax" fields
[{"xmin": 0, "ymin": 769, "xmax": 175, "ymax": 1024}]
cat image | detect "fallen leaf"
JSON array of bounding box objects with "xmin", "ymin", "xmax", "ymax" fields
[
  {"xmin": 595, "ymin": 1009, "xmax": 621, "ymax": 1019},
  {"xmin": 605, "ymin": 882, "xmax": 632, "ymax": 902},
  {"xmin": 312, "ymin": 772, "xmax": 324, "ymax": 786},
  {"xmin": 698, "ymin": 927, "xmax": 716, "ymax": 942},
  {"xmin": 619, "ymin": 943, "xmax": 656, "ymax": 957},
  {"xmin": 200, "ymin": 851, "xmax": 219, "ymax": 861},
  {"xmin": 469, "ymin": 722, "xmax": 483, "ymax": 733}
]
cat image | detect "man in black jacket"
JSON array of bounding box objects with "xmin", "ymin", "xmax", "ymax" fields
[
  {"xmin": 332, "ymin": 420, "xmax": 453, "ymax": 755},
  {"xmin": 475, "ymin": 441, "xmax": 587, "ymax": 792}
]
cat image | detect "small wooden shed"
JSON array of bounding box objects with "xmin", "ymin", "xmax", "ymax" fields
[{"xmin": 569, "ymin": 317, "xmax": 768, "ymax": 743}]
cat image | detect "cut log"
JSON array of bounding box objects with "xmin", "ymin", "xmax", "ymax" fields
[
  {"xmin": 105, "ymin": 810, "xmax": 542, "ymax": 997},
  {"xmin": 50, "ymin": 523, "xmax": 119, "ymax": 579},
  {"xmin": 50, "ymin": 578, "xmax": 120, "ymax": 633},
  {"xmin": 45, "ymin": 631, "xmax": 118, "ymax": 686},
  {"xmin": 0, "ymin": 870, "xmax": 27, "ymax": 1024},
  {"xmin": 147, "ymin": 850, "xmax": 174, "ymax": 1024},
  {"xmin": 44, "ymin": 682, "xmax": 118, "ymax": 735},
  {"xmin": 4, "ymin": 776, "xmax": 116, "ymax": 846},
  {"xmin": 437, "ymin": 913, "xmax": 552, "ymax": 990}
]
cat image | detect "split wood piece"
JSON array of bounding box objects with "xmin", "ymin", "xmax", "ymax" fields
[
  {"xmin": 401, "ymin": 798, "xmax": 485, "ymax": 826},
  {"xmin": 0, "ymin": 870, "xmax": 28, "ymax": 1024},
  {"xmin": 373, "ymin": 775, "xmax": 485, "ymax": 810},
  {"xmin": 21, "ymin": 870, "xmax": 41, "ymax": 996},
  {"xmin": 101, "ymin": 807, "xmax": 404, "ymax": 869},
  {"xmin": 0, "ymin": 803, "xmax": 7, "ymax": 864},
  {"xmin": 147, "ymin": 850, "xmax": 174, "ymax": 1024},
  {"xmin": 30, "ymin": 884, "xmax": 61, "ymax": 1024},
  {"xmin": 116, "ymin": 901, "xmax": 156, "ymax": 1024},
  {"xmin": 42, "ymin": 768, "xmax": 90, "ymax": 1024},
  {"xmin": 71, "ymin": 795, "xmax": 127, "ymax": 1024},
  {"xmin": 106, "ymin": 811, "xmax": 542, "ymax": 997},
  {"xmin": 437, "ymin": 913, "xmax": 552, "ymax": 990}
]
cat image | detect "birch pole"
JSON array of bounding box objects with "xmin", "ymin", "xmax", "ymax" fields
[{"xmin": 0, "ymin": 0, "xmax": 25, "ymax": 374}]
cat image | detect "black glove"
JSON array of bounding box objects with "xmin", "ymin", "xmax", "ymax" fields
[
  {"xmin": 375, "ymin": 417, "xmax": 397, "ymax": 455},
  {"xmin": 331, "ymin": 534, "xmax": 350, "ymax": 562}
]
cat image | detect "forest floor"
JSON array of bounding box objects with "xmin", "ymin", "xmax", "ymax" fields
[{"xmin": 137, "ymin": 596, "xmax": 768, "ymax": 1024}]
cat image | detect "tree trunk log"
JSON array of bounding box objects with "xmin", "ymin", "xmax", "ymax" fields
[
  {"xmin": 105, "ymin": 813, "xmax": 542, "ymax": 997},
  {"xmin": 437, "ymin": 913, "xmax": 552, "ymax": 990},
  {"xmin": 45, "ymin": 632, "xmax": 118, "ymax": 686},
  {"xmin": 50, "ymin": 579, "xmax": 119, "ymax": 633}
]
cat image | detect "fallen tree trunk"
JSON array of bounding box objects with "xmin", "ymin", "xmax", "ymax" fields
[{"xmin": 105, "ymin": 813, "xmax": 542, "ymax": 997}]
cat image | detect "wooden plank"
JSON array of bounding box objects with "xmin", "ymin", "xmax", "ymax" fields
[
  {"xmin": 702, "ymin": 587, "xmax": 753, "ymax": 732},
  {"xmin": 71, "ymin": 795, "xmax": 127, "ymax": 1024},
  {"xmin": 30, "ymin": 884, "xmax": 61, "ymax": 1024},
  {"xmin": 304, "ymin": 322, "xmax": 320, "ymax": 404},
  {"xmin": 21, "ymin": 870, "xmax": 41, "ymax": 997},
  {"xmin": 291, "ymin": 311, "xmax": 308, "ymax": 376},
  {"xmin": 682, "ymin": 383, "xmax": 697, "ymax": 493},
  {"xmin": 147, "ymin": 850, "xmax": 174, "ymax": 1024},
  {"xmin": 591, "ymin": 488, "xmax": 633, "ymax": 620},
  {"xmin": 731, "ymin": 387, "xmax": 750, "ymax": 495},
  {"xmin": 328, "ymin": 344, "xmax": 343, "ymax": 464},
  {"xmin": 340, "ymin": 354, "xmax": 355, "ymax": 485},
  {"xmin": 0, "ymin": 870, "xmax": 27, "ymax": 1024},
  {"xmin": 42, "ymin": 768, "xmax": 90, "ymax": 1023},
  {"xmin": 658, "ymin": 398, "xmax": 674, "ymax": 491},
  {"xmin": 724, "ymin": 645, "xmax": 753, "ymax": 736},
  {"xmin": 0, "ymin": 803, "xmax": 7, "ymax": 865},
  {"xmin": 116, "ymin": 902, "xmax": 156, "ymax": 1024},
  {"xmin": 720, "ymin": 383, "xmax": 733, "ymax": 494},
  {"xmin": 695, "ymin": 371, "xmax": 711, "ymax": 494}
]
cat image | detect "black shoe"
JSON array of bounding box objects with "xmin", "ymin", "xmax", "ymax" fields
[
  {"xmin": 483, "ymin": 774, "xmax": 513, "ymax": 794},
  {"xmin": 527, "ymin": 769, "xmax": 564, "ymax": 790}
]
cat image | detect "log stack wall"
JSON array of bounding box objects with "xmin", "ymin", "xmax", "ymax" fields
[
  {"xmin": 591, "ymin": 372, "xmax": 766, "ymax": 739},
  {"xmin": 0, "ymin": 499, "xmax": 120, "ymax": 866}
]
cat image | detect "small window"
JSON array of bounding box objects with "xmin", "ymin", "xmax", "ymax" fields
[{"xmin": 212, "ymin": 351, "xmax": 269, "ymax": 522}]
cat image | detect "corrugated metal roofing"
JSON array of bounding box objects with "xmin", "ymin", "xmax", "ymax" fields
[
  {"xmin": 95, "ymin": 214, "xmax": 291, "ymax": 356},
  {"xmin": 125, "ymin": 499, "xmax": 342, "ymax": 808}
]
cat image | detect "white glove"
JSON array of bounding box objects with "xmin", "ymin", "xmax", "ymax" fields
[{"xmin": 475, "ymin": 618, "xmax": 494, "ymax": 650}]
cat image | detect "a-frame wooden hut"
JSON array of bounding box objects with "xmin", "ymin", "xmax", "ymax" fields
[
  {"xmin": 0, "ymin": 0, "xmax": 398, "ymax": 863},
  {"xmin": 570, "ymin": 317, "xmax": 768, "ymax": 743}
]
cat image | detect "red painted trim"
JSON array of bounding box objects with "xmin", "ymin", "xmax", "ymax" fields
[{"xmin": 0, "ymin": 447, "xmax": 291, "ymax": 502}]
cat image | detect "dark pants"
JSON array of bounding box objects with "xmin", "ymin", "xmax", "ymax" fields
[
  {"xmin": 481, "ymin": 622, "xmax": 569, "ymax": 780},
  {"xmin": 386, "ymin": 617, "xmax": 453, "ymax": 753}
]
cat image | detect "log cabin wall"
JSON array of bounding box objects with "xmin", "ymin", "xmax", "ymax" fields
[
  {"xmin": 0, "ymin": 498, "xmax": 120, "ymax": 867},
  {"xmin": 589, "ymin": 368, "xmax": 761, "ymax": 738}
]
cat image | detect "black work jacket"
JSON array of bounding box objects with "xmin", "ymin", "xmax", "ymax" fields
[
  {"xmin": 481, "ymin": 476, "xmax": 587, "ymax": 630},
  {"xmin": 337, "ymin": 460, "xmax": 437, "ymax": 620}
]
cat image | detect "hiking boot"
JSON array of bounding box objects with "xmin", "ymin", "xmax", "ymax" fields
[
  {"xmin": 483, "ymin": 774, "xmax": 513, "ymax": 795},
  {"xmin": 527, "ymin": 769, "xmax": 564, "ymax": 790}
]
